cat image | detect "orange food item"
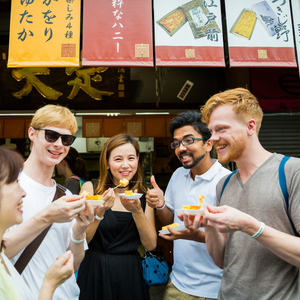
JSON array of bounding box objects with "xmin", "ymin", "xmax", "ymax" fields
[
  {"xmin": 162, "ymin": 223, "xmax": 179, "ymax": 230},
  {"xmin": 124, "ymin": 190, "xmax": 133, "ymax": 196},
  {"xmin": 119, "ymin": 179, "xmax": 129, "ymax": 187},
  {"xmin": 182, "ymin": 205, "xmax": 201, "ymax": 210},
  {"xmin": 198, "ymin": 194, "xmax": 205, "ymax": 207},
  {"xmin": 86, "ymin": 195, "xmax": 102, "ymax": 201},
  {"xmin": 182, "ymin": 195, "xmax": 205, "ymax": 210}
]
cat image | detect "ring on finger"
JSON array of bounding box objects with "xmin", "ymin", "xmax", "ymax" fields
[{"xmin": 77, "ymin": 213, "xmax": 80, "ymax": 217}]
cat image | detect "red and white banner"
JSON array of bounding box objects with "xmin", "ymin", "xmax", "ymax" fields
[
  {"xmin": 225, "ymin": 0, "xmax": 297, "ymax": 67},
  {"xmin": 291, "ymin": 0, "xmax": 300, "ymax": 77},
  {"xmin": 82, "ymin": 0, "xmax": 153, "ymax": 67},
  {"xmin": 154, "ymin": 0, "xmax": 225, "ymax": 67}
]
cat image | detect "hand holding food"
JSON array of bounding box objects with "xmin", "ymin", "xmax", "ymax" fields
[
  {"xmin": 101, "ymin": 188, "xmax": 115, "ymax": 210},
  {"xmin": 48, "ymin": 195, "xmax": 86, "ymax": 223},
  {"xmin": 161, "ymin": 223, "xmax": 179, "ymax": 230},
  {"xmin": 119, "ymin": 189, "xmax": 142, "ymax": 213}
]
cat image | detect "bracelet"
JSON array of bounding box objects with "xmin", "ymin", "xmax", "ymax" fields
[
  {"xmin": 156, "ymin": 201, "xmax": 166, "ymax": 210},
  {"xmin": 95, "ymin": 215, "xmax": 104, "ymax": 221},
  {"xmin": 71, "ymin": 232, "xmax": 86, "ymax": 244},
  {"xmin": 251, "ymin": 222, "xmax": 265, "ymax": 239}
]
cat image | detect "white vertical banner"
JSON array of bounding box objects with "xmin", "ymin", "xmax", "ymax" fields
[
  {"xmin": 224, "ymin": 0, "xmax": 297, "ymax": 67},
  {"xmin": 154, "ymin": 0, "xmax": 225, "ymax": 66},
  {"xmin": 291, "ymin": 0, "xmax": 300, "ymax": 77}
]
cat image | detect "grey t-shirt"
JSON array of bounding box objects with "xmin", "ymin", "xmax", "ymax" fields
[{"xmin": 217, "ymin": 153, "xmax": 300, "ymax": 300}]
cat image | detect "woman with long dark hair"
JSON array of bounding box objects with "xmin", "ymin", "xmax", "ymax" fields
[{"xmin": 77, "ymin": 133, "xmax": 156, "ymax": 300}]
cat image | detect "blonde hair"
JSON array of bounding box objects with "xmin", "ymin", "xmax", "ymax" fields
[
  {"xmin": 201, "ymin": 88, "xmax": 263, "ymax": 133},
  {"xmin": 30, "ymin": 104, "xmax": 77, "ymax": 135}
]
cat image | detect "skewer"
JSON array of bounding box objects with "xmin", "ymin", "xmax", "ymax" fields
[
  {"xmin": 146, "ymin": 187, "xmax": 173, "ymax": 206},
  {"xmin": 157, "ymin": 196, "xmax": 173, "ymax": 206},
  {"xmin": 113, "ymin": 179, "xmax": 129, "ymax": 190}
]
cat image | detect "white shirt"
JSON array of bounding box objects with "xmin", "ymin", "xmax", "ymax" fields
[
  {"xmin": 8, "ymin": 172, "xmax": 85, "ymax": 300},
  {"xmin": 165, "ymin": 160, "xmax": 231, "ymax": 298}
]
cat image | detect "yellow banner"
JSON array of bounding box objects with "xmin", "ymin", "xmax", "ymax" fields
[{"xmin": 8, "ymin": 0, "xmax": 80, "ymax": 68}]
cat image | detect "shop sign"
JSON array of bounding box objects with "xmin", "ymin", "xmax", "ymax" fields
[
  {"xmin": 224, "ymin": 0, "xmax": 297, "ymax": 67},
  {"xmin": 0, "ymin": 46, "xmax": 130, "ymax": 110},
  {"xmin": 8, "ymin": 0, "xmax": 81, "ymax": 68},
  {"xmin": 82, "ymin": 0, "xmax": 153, "ymax": 67},
  {"xmin": 154, "ymin": 0, "xmax": 225, "ymax": 66},
  {"xmin": 291, "ymin": 0, "xmax": 300, "ymax": 78},
  {"xmin": 251, "ymin": 68, "xmax": 300, "ymax": 111}
]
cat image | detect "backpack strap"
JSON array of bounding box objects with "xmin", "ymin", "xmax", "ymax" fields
[
  {"xmin": 79, "ymin": 178, "xmax": 86, "ymax": 189},
  {"xmin": 220, "ymin": 170, "xmax": 237, "ymax": 201},
  {"xmin": 278, "ymin": 156, "xmax": 300, "ymax": 237},
  {"xmin": 220, "ymin": 158, "xmax": 299, "ymax": 237}
]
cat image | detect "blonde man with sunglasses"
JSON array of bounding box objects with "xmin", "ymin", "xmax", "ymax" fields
[{"xmin": 4, "ymin": 104, "xmax": 95, "ymax": 300}]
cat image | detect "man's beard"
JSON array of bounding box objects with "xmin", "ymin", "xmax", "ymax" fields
[
  {"xmin": 215, "ymin": 135, "xmax": 247, "ymax": 164},
  {"xmin": 181, "ymin": 152, "xmax": 205, "ymax": 169}
]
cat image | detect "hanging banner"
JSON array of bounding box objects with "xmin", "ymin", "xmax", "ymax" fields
[
  {"xmin": 154, "ymin": 0, "xmax": 225, "ymax": 67},
  {"xmin": 224, "ymin": 0, "xmax": 297, "ymax": 67},
  {"xmin": 82, "ymin": 0, "xmax": 153, "ymax": 67},
  {"xmin": 291, "ymin": 0, "xmax": 300, "ymax": 77},
  {"xmin": 8, "ymin": 0, "xmax": 80, "ymax": 68}
]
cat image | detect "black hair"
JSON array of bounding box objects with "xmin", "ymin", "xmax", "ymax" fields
[
  {"xmin": 64, "ymin": 147, "xmax": 89, "ymax": 181},
  {"xmin": 169, "ymin": 110, "xmax": 211, "ymax": 141}
]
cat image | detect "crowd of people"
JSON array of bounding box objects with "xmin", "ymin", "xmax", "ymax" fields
[{"xmin": 0, "ymin": 87, "xmax": 299, "ymax": 300}]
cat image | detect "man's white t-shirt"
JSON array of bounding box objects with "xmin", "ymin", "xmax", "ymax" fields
[{"xmin": 8, "ymin": 172, "xmax": 82, "ymax": 300}]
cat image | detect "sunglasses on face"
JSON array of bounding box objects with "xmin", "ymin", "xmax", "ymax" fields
[{"xmin": 34, "ymin": 128, "xmax": 76, "ymax": 146}]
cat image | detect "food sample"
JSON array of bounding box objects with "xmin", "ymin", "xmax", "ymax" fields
[
  {"xmin": 159, "ymin": 9, "xmax": 186, "ymax": 33},
  {"xmin": 182, "ymin": 194, "xmax": 205, "ymax": 210},
  {"xmin": 124, "ymin": 190, "xmax": 133, "ymax": 196},
  {"xmin": 198, "ymin": 194, "xmax": 205, "ymax": 207},
  {"xmin": 233, "ymin": 10, "xmax": 256, "ymax": 39},
  {"xmin": 85, "ymin": 195, "xmax": 102, "ymax": 201},
  {"xmin": 162, "ymin": 223, "xmax": 179, "ymax": 230},
  {"xmin": 80, "ymin": 190, "xmax": 89, "ymax": 196},
  {"xmin": 182, "ymin": 205, "xmax": 201, "ymax": 210},
  {"xmin": 119, "ymin": 179, "xmax": 129, "ymax": 187}
]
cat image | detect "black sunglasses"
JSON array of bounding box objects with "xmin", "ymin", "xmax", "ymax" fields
[{"xmin": 34, "ymin": 128, "xmax": 76, "ymax": 146}]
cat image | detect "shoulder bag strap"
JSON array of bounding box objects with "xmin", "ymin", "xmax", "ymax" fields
[
  {"xmin": 68, "ymin": 175, "xmax": 80, "ymax": 181},
  {"xmin": 220, "ymin": 170, "xmax": 237, "ymax": 201},
  {"xmin": 278, "ymin": 156, "xmax": 299, "ymax": 237},
  {"xmin": 14, "ymin": 184, "xmax": 66, "ymax": 274}
]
